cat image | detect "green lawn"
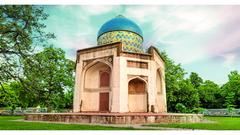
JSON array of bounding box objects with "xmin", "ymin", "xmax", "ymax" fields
[
  {"xmin": 0, "ymin": 116, "xmax": 136, "ymax": 130},
  {"xmin": 1, "ymin": 116, "xmax": 240, "ymax": 130},
  {"xmin": 145, "ymin": 116, "xmax": 240, "ymax": 130}
]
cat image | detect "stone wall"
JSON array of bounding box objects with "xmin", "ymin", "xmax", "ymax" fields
[{"xmin": 25, "ymin": 113, "xmax": 203, "ymax": 124}]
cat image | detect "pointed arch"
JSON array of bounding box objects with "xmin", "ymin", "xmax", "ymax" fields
[
  {"xmin": 128, "ymin": 76, "xmax": 148, "ymax": 84},
  {"xmin": 83, "ymin": 59, "xmax": 112, "ymax": 72},
  {"xmin": 128, "ymin": 76, "xmax": 148, "ymax": 112},
  {"xmin": 80, "ymin": 59, "xmax": 112, "ymax": 112},
  {"xmin": 128, "ymin": 77, "xmax": 147, "ymax": 94}
]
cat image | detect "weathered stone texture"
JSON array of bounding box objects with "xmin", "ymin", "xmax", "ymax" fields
[{"xmin": 25, "ymin": 113, "xmax": 203, "ymax": 124}]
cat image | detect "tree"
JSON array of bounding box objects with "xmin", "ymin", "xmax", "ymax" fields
[
  {"xmin": 224, "ymin": 92, "xmax": 235, "ymax": 116},
  {"xmin": 1, "ymin": 6, "xmax": 76, "ymax": 111},
  {"xmin": 159, "ymin": 51, "xmax": 187, "ymax": 112},
  {"xmin": 0, "ymin": 83, "xmax": 19, "ymax": 113},
  {"xmin": 63, "ymin": 89, "xmax": 73, "ymax": 109},
  {"xmin": 189, "ymin": 72, "xmax": 203, "ymax": 88},
  {"xmin": 221, "ymin": 71, "xmax": 240, "ymax": 108},
  {"xmin": 0, "ymin": 5, "xmax": 55, "ymax": 90},
  {"xmin": 159, "ymin": 51, "xmax": 201, "ymax": 112},
  {"xmin": 9, "ymin": 81, "xmax": 33, "ymax": 108},
  {"xmin": 176, "ymin": 79, "xmax": 200, "ymax": 111},
  {"xmin": 198, "ymin": 80, "xmax": 223, "ymax": 108},
  {"xmin": 22, "ymin": 46, "xmax": 75, "ymax": 110}
]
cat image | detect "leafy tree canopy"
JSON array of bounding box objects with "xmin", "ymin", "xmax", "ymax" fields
[
  {"xmin": 0, "ymin": 83, "xmax": 19, "ymax": 111},
  {"xmin": 160, "ymin": 51, "xmax": 200, "ymax": 112},
  {"xmin": 198, "ymin": 80, "xmax": 223, "ymax": 108},
  {"xmin": 221, "ymin": 71, "xmax": 240, "ymax": 108},
  {"xmin": 0, "ymin": 5, "xmax": 55, "ymax": 87},
  {"xmin": 22, "ymin": 46, "xmax": 75, "ymax": 110},
  {"xmin": 189, "ymin": 72, "xmax": 203, "ymax": 88}
]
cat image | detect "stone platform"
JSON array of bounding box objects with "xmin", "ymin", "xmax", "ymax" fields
[{"xmin": 25, "ymin": 112, "xmax": 203, "ymax": 124}]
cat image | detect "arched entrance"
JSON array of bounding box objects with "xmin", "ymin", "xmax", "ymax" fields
[
  {"xmin": 128, "ymin": 77, "xmax": 147, "ymax": 112},
  {"xmin": 82, "ymin": 61, "xmax": 111, "ymax": 112}
]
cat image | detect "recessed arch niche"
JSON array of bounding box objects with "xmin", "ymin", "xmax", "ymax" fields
[{"xmin": 128, "ymin": 77, "xmax": 147, "ymax": 112}]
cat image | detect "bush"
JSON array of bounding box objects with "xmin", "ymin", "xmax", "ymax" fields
[
  {"xmin": 175, "ymin": 103, "xmax": 188, "ymax": 113},
  {"xmin": 191, "ymin": 107, "xmax": 206, "ymax": 114}
]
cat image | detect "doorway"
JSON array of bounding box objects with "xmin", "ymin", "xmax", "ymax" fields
[{"xmin": 99, "ymin": 92, "xmax": 109, "ymax": 112}]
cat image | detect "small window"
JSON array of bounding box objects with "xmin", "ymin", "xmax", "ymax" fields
[{"xmin": 100, "ymin": 71, "xmax": 110, "ymax": 87}]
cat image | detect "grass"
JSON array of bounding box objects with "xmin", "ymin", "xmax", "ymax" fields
[
  {"xmin": 145, "ymin": 116, "xmax": 240, "ymax": 130},
  {"xmin": 0, "ymin": 116, "xmax": 137, "ymax": 130},
  {"xmin": 1, "ymin": 116, "xmax": 240, "ymax": 130}
]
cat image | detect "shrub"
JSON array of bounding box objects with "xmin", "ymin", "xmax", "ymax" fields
[{"xmin": 175, "ymin": 103, "xmax": 188, "ymax": 113}]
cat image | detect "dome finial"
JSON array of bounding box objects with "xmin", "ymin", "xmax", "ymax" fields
[{"xmin": 116, "ymin": 14, "xmax": 125, "ymax": 18}]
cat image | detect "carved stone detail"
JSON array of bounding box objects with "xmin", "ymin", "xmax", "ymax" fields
[
  {"xmin": 82, "ymin": 56, "xmax": 113, "ymax": 69},
  {"xmin": 128, "ymin": 75, "xmax": 148, "ymax": 82}
]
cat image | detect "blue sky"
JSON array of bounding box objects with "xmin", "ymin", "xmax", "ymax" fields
[{"xmin": 43, "ymin": 5, "xmax": 240, "ymax": 85}]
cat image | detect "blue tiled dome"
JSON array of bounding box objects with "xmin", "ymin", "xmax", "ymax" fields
[{"xmin": 97, "ymin": 15, "xmax": 143, "ymax": 38}]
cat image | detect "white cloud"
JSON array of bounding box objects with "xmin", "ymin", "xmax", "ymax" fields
[
  {"xmin": 124, "ymin": 6, "xmax": 221, "ymax": 64},
  {"xmin": 81, "ymin": 6, "xmax": 115, "ymax": 15},
  {"xmin": 125, "ymin": 6, "xmax": 219, "ymax": 34},
  {"xmin": 125, "ymin": 6, "xmax": 162, "ymax": 23},
  {"xmin": 67, "ymin": 38, "xmax": 91, "ymax": 49},
  {"xmin": 168, "ymin": 7, "xmax": 219, "ymax": 33},
  {"xmin": 221, "ymin": 53, "xmax": 237, "ymax": 70}
]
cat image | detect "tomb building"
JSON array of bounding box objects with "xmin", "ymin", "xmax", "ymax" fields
[{"xmin": 73, "ymin": 15, "xmax": 167, "ymax": 113}]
